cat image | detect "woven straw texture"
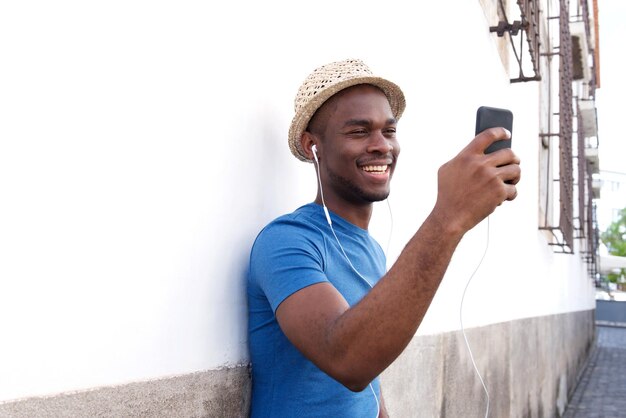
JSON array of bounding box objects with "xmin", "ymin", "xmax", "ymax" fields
[{"xmin": 288, "ymin": 59, "xmax": 406, "ymax": 162}]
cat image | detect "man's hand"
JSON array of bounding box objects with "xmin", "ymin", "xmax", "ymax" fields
[{"xmin": 434, "ymin": 127, "xmax": 521, "ymax": 235}]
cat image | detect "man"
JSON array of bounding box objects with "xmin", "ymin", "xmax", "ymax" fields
[{"xmin": 247, "ymin": 58, "xmax": 521, "ymax": 417}]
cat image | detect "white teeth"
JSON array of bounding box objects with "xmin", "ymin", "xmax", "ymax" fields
[{"xmin": 361, "ymin": 165, "xmax": 388, "ymax": 173}]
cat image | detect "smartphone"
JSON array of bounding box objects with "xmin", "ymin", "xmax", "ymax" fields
[{"xmin": 475, "ymin": 106, "xmax": 513, "ymax": 154}]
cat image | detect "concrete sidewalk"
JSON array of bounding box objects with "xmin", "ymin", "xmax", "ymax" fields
[{"xmin": 563, "ymin": 325, "xmax": 626, "ymax": 418}]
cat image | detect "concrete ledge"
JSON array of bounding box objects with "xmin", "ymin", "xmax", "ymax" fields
[{"xmin": 0, "ymin": 365, "xmax": 251, "ymax": 418}]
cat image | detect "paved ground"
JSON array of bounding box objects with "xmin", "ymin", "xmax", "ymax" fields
[{"xmin": 563, "ymin": 325, "xmax": 626, "ymax": 418}]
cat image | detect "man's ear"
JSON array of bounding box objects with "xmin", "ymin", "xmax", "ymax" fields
[{"xmin": 300, "ymin": 131, "xmax": 318, "ymax": 162}]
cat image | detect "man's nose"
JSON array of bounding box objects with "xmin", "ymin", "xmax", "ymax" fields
[{"xmin": 366, "ymin": 131, "xmax": 394, "ymax": 154}]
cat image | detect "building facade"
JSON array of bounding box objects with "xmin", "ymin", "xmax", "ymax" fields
[{"xmin": 0, "ymin": 0, "xmax": 601, "ymax": 416}]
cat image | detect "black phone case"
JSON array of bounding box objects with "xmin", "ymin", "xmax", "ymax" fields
[{"xmin": 475, "ymin": 106, "xmax": 513, "ymax": 154}]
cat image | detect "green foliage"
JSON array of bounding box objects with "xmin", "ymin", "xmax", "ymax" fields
[
  {"xmin": 601, "ymin": 207, "xmax": 626, "ymax": 256},
  {"xmin": 607, "ymin": 272, "xmax": 620, "ymax": 283},
  {"xmin": 601, "ymin": 207, "xmax": 626, "ymax": 282}
]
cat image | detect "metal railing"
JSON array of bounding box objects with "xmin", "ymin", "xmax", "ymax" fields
[{"xmin": 539, "ymin": 0, "xmax": 574, "ymax": 254}]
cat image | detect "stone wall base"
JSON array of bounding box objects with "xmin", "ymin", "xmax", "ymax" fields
[
  {"xmin": 0, "ymin": 366, "xmax": 251, "ymax": 418},
  {"xmin": 382, "ymin": 309, "xmax": 595, "ymax": 418},
  {"xmin": 1, "ymin": 310, "xmax": 594, "ymax": 418}
]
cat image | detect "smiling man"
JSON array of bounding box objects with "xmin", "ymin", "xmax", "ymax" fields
[{"xmin": 247, "ymin": 59, "xmax": 521, "ymax": 417}]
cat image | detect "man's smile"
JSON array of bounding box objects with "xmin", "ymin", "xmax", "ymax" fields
[{"xmin": 360, "ymin": 164, "xmax": 390, "ymax": 174}]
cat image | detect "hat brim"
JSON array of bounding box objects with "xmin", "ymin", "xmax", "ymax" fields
[{"xmin": 288, "ymin": 76, "xmax": 406, "ymax": 162}]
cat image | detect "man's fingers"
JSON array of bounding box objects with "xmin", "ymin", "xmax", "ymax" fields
[
  {"xmin": 468, "ymin": 127, "xmax": 511, "ymax": 154},
  {"xmin": 489, "ymin": 147, "xmax": 521, "ymax": 168},
  {"xmin": 501, "ymin": 184, "xmax": 518, "ymax": 202}
]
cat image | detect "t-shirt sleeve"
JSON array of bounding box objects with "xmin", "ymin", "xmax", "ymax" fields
[{"xmin": 249, "ymin": 219, "xmax": 329, "ymax": 312}]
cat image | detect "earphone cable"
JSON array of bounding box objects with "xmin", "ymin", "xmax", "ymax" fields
[
  {"xmin": 385, "ymin": 198, "xmax": 394, "ymax": 258},
  {"xmin": 459, "ymin": 215, "xmax": 491, "ymax": 418},
  {"xmin": 314, "ymin": 153, "xmax": 379, "ymax": 418}
]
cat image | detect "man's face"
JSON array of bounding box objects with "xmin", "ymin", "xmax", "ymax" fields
[{"xmin": 313, "ymin": 84, "xmax": 400, "ymax": 205}]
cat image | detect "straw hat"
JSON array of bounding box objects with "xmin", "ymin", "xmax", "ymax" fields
[{"xmin": 288, "ymin": 58, "xmax": 406, "ymax": 162}]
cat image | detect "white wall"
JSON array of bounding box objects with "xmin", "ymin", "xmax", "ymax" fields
[{"xmin": 0, "ymin": 0, "xmax": 594, "ymax": 402}]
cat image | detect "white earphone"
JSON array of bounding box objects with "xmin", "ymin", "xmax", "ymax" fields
[
  {"xmin": 310, "ymin": 141, "xmax": 380, "ymax": 417},
  {"xmin": 311, "ymin": 144, "xmax": 332, "ymax": 226}
]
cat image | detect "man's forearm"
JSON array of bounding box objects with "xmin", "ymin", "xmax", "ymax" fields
[{"xmin": 324, "ymin": 209, "xmax": 463, "ymax": 389}]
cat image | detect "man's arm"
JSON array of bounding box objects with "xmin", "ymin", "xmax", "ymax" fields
[{"xmin": 276, "ymin": 128, "xmax": 521, "ymax": 391}]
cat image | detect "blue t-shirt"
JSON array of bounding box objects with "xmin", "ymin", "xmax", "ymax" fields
[{"xmin": 247, "ymin": 203, "xmax": 386, "ymax": 417}]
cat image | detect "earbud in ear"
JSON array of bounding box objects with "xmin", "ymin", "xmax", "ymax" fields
[{"xmin": 311, "ymin": 144, "xmax": 319, "ymax": 163}]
